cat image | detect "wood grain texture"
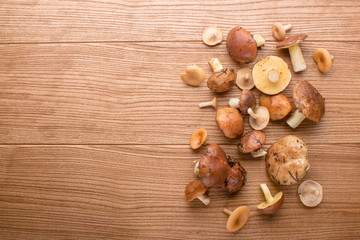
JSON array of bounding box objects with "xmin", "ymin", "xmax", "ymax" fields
[{"xmin": 0, "ymin": 145, "xmax": 359, "ymax": 239}]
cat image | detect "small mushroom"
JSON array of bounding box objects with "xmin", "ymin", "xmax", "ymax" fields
[
  {"xmin": 223, "ymin": 206, "xmax": 250, "ymax": 232},
  {"xmin": 313, "ymin": 48, "xmax": 333, "ymax": 73},
  {"xmin": 272, "ymin": 22, "xmax": 292, "ymax": 41},
  {"xmin": 185, "ymin": 180, "xmax": 210, "ymax": 205},
  {"xmin": 238, "ymin": 130, "xmax": 267, "ymax": 158},
  {"xmin": 236, "ymin": 68, "xmax": 254, "ymax": 90},
  {"xmin": 277, "ymin": 34, "xmax": 308, "ymax": 72},
  {"xmin": 257, "ymin": 183, "xmax": 284, "ymax": 214},
  {"xmin": 286, "ymin": 80, "xmax": 325, "ymax": 129},
  {"xmin": 207, "ymin": 58, "xmax": 236, "ymax": 92},
  {"xmin": 199, "ymin": 97, "xmax": 217, "ymax": 109},
  {"xmin": 190, "ymin": 128, "xmax": 207, "ymax": 150},
  {"xmin": 252, "ymin": 56, "xmax": 292, "ymax": 95},
  {"xmin": 259, "ymin": 94, "xmax": 292, "ymax": 120},
  {"xmin": 248, "ymin": 106, "xmax": 270, "ymax": 130},
  {"xmin": 229, "ymin": 89, "xmax": 256, "ymax": 115},
  {"xmin": 216, "ymin": 107, "xmax": 244, "ymax": 139},
  {"xmin": 298, "ymin": 180, "xmax": 323, "ymax": 207},
  {"xmin": 180, "ymin": 65, "xmax": 206, "ymax": 86},
  {"xmin": 226, "ymin": 156, "xmax": 247, "ymax": 193},
  {"xmin": 202, "ymin": 26, "xmax": 223, "ymax": 46},
  {"xmin": 226, "ymin": 26, "xmax": 265, "ymax": 64},
  {"xmin": 266, "ymin": 135, "xmax": 310, "ymax": 185}
]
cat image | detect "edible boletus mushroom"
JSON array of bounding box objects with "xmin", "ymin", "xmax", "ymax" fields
[
  {"xmin": 180, "ymin": 65, "xmax": 206, "ymax": 86},
  {"xmin": 266, "ymin": 135, "xmax": 310, "ymax": 185},
  {"xmin": 185, "ymin": 180, "xmax": 210, "ymax": 205},
  {"xmin": 229, "ymin": 89, "xmax": 256, "ymax": 115},
  {"xmin": 272, "ymin": 22, "xmax": 292, "ymax": 41},
  {"xmin": 253, "ymin": 56, "xmax": 292, "ymax": 95},
  {"xmin": 238, "ymin": 130, "xmax": 266, "ymax": 158},
  {"xmin": 298, "ymin": 180, "xmax": 323, "ymax": 207},
  {"xmin": 259, "ymin": 94, "xmax": 292, "ymax": 121},
  {"xmin": 313, "ymin": 48, "xmax": 333, "ymax": 73},
  {"xmin": 190, "ymin": 128, "xmax": 207, "ymax": 150},
  {"xmin": 207, "ymin": 58, "xmax": 236, "ymax": 92},
  {"xmin": 257, "ymin": 183, "xmax": 284, "ymax": 214},
  {"xmin": 216, "ymin": 107, "xmax": 244, "ymax": 139},
  {"xmin": 226, "ymin": 26, "xmax": 265, "ymax": 64},
  {"xmin": 248, "ymin": 106, "xmax": 270, "ymax": 130},
  {"xmin": 286, "ymin": 80, "xmax": 325, "ymax": 129},
  {"xmin": 236, "ymin": 68, "xmax": 254, "ymax": 90},
  {"xmin": 199, "ymin": 97, "xmax": 217, "ymax": 109},
  {"xmin": 202, "ymin": 26, "xmax": 223, "ymax": 46},
  {"xmin": 223, "ymin": 206, "xmax": 250, "ymax": 232},
  {"xmin": 277, "ymin": 34, "xmax": 308, "ymax": 72}
]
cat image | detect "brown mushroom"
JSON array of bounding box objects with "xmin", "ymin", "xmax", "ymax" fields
[
  {"xmin": 202, "ymin": 26, "xmax": 223, "ymax": 46},
  {"xmin": 185, "ymin": 180, "xmax": 210, "ymax": 205},
  {"xmin": 259, "ymin": 94, "xmax": 292, "ymax": 121},
  {"xmin": 199, "ymin": 97, "xmax": 217, "ymax": 109},
  {"xmin": 180, "ymin": 65, "xmax": 206, "ymax": 86},
  {"xmin": 266, "ymin": 135, "xmax": 310, "ymax": 185},
  {"xmin": 277, "ymin": 34, "xmax": 308, "ymax": 72},
  {"xmin": 257, "ymin": 183, "xmax": 284, "ymax": 214},
  {"xmin": 248, "ymin": 106, "xmax": 270, "ymax": 130},
  {"xmin": 313, "ymin": 48, "xmax": 333, "ymax": 73},
  {"xmin": 226, "ymin": 26, "xmax": 265, "ymax": 64},
  {"xmin": 238, "ymin": 130, "xmax": 267, "ymax": 158},
  {"xmin": 286, "ymin": 80, "xmax": 325, "ymax": 128},
  {"xmin": 216, "ymin": 107, "xmax": 244, "ymax": 139},
  {"xmin": 228, "ymin": 89, "xmax": 256, "ymax": 115},
  {"xmin": 298, "ymin": 180, "xmax": 323, "ymax": 207},
  {"xmin": 226, "ymin": 156, "xmax": 247, "ymax": 193},
  {"xmin": 223, "ymin": 206, "xmax": 250, "ymax": 232},
  {"xmin": 272, "ymin": 22, "xmax": 292, "ymax": 41},
  {"xmin": 236, "ymin": 68, "xmax": 254, "ymax": 90},
  {"xmin": 207, "ymin": 58, "xmax": 236, "ymax": 92},
  {"xmin": 190, "ymin": 128, "xmax": 207, "ymax": 150}
]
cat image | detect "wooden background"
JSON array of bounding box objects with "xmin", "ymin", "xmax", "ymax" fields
[{"xmin": 0, "ymin": 0, "xmax": 359, "ymax": 239}]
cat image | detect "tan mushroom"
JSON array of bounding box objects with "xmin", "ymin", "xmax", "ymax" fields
[
  {"xmin": 272, "ymin": 22, "xmax": 292, "ymax": 41},
  {"xmin": 180, "ymin": 65, "xmax": 206, "ymax": 86},
  {"xmin": 277, "ymin": 34, "xmax": 308, "ymax": 72},
  {"xmin": 236, "ymin": 68, "xmax": 254, "ymax": 90},
  {"xmin": 313, "ymin": 48, "xmax": 333, "ymax": 73},
  {"xmin": 229, "ymin": 89, "xmax": 256, "ymax": 115},
  {"xmin": 190, "ymin": 128, "xmax": 207, "ymax": 150},
  {"xmin": 238, "ymin": 130, "xmax": 267, "ymax": 158},
  {"xmin": 202, "ymin": 26, "xmax": 223, "ymax": 46},
  {"xmin": 216, "ymin": 107, "xmax": 244, "ymax": 139},
  {"xmin": 207, "ymin": 58, "xmax": 236, "ymax": 92},
  {"xmin": 257, "ymin": 183, "xmax": 284, "ymax": 214},
  {"xmin": 223, "ymin": 206, "xmax": 250, "ymax": 232},
  {"xmin": 199, "ymin": 97, "xmax": 217, "ymax": 109},
  {"xmin": 248, "ymin": 106, "xmax": 270, "ymax": 130},
  {"xmin": 259, "ymin": 94, "xmax": 292, "ymax": 121},
  {"xmin": 185, "ymin": 180, "xmax": 210, "ymax": 205},
  {"xmin": 298, "ymin": 180, "xmax": 323, "ymax": 207}
]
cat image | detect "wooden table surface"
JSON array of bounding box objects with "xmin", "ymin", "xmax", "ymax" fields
[{"xmin": 1, "ymin": 0, "xmax": 360, "ymax": 239}]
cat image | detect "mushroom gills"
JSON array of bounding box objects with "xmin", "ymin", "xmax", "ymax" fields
[
  {"xmin": 289, "ymin": 44, "xmax": 306, "ymax": 72},
  {"xmin": 286, "ymin": 109, "xmax": 307, "ymax": 129}
]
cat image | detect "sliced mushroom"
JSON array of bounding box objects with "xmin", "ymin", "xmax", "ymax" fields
[
  {"xmin": 236, "ymin": 68, "xmax": 254, "ymax": 90},
  {"xmin": 180, "ymin": 65, "xmax": 206, "ymax": 86},
  {"xmin": 202, "ymin": 26, "xmax": 223, "ymax": 46},
  {"xmin": 185, "ymin": 180, "xmax": 210, "ymax": 205},
  {"xmin": 277, "ymin": 34, "xmax": 308, "ymax": 72},
  {"xmin": 238, "ymin": 131, "xmax": 266, "ymax": 158},
  {"xmin": 228, "ymin": 89, "xmax": 256, "ymax": 115},
  {"xmin": 199, "ymin": 97, "xmax": 217, "ymax": 109},
  {"xmin": 259, "ymin": 94, "xmax": 292, "ymax": 120},
  {"xmin": 257, "ymin": 183, "xmax": 284, "ymax": 214},
  {"xmin": 216, "ymin": 107, "xmax": 244, "ymax": 139},
  {"xmin": 272, "ymin": 22, "xmax": 292, "ymax": 41},
  {"xmin": 190, "ymin": 128, "xmax": 207, "ymax": 150},
  {"xmin": 313, "ymin": 48, "xmax": 333, "ymax": 73},
  {"xmin": 298, "ymin": 180, "xmax": 323, "ymax": 207},
  {"xmin": 207, "ymin": 58, "xmax": 236, "ymax": 92},
  {"xmin": 248, "ymin": 106, "xmax": 270, "ymax": 130},
  {"xmin": 223, "ymin": 206, "xmax": 250, "ymax": 232}
]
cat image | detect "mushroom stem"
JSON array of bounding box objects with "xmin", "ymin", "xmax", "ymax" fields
[
  {"xmin": 209, "ymin": 58, "xmax": 223, "ymax": 72},
  {"xmin": 266, "ymin": 68, "xmax": 280, "ymax": 83},
  {"xmin": 251, "ymin": 148, "xmax": 267, "ymax": 158},
  {"xmin": 199, "ymin": 97, "xmax": 217, "ymax": 109},
  {"xmin": 197, "ymin": 194, "xmax": 210, "ymax": 205},
  {"xmin": 223, "ymin": 208, "xmax": 233, "ymax": 215},
  {"xmin": 289, "ymin": 44, "xmax": 306, "ymax": 72},
  {"xmin": 229, "ymin": 98, "xmax": 241, "ymax": 108},
  {"xmin": 260, "ymin": 183, "xmax": 274, "ymax": 203},
  {"xmin": 247, "ymin": 108, "xmax": 258, "ymax": 119},
  {"xmin": 286, "ymin": 109, "xmax": 306, "ymax": 129},
  {"xmin": 194, "ymin": 161, "xmax": 200, "ymax": 177},
  {"xmin": 283, "ymin": 24, "xmax": 292, "ymax": 32},
  {"xmin": 253, "ymin": 34, "xmax": 266, "ymax": 47}
]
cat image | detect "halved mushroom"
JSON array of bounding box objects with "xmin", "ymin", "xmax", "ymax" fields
[
  {"xmin": 286, "ymin": 80, "xmax": 325, "ymax": 129},
  {"xmin": 207, "ymin": 58, "xmax": 236, "ymax": 92},
  {"xmin": 257, "ymin": 183, "xmax": 284, "ymax": 214},
  {"xmin": 228, "ymin": 89, "xmax": 256, "ymax": 115},
  {"xmin": 238, "ymin": 130, "xmax": 266, "ymax": 158},
  {"xmin": 277, "ymin": 34, "xmax": 308, "ymax": 72},
  {"xmin": 272, "ymin": 22, "xmax": 292, "ymax": 41},
  {"xmin": 180, "ymin": 65, "xmax": 206, "ymax": 86},
  {"xmin": 202, "ymin": 26, "xmax": 223, "ymax": 46},
  {"xmin": 185, "ymin": 180, "xmax": 210, "ymax": 205},
  {"xmin": 216, "ymin": 107, "xmax": 244, "ymax": 139},
  {"xmin": 298, "ymin": 180, "xmax": 323, "ymax": 207},
  {"xmin": 236, "ymin": 68, "xmax": 254, "ymax": 90},
  {"xmin": 248, "ymin": 106, "xmax": 270, "ymax": 130},
  {"xmin": 313, "ymin": 48, "xmax": 333, "ymax": 73},
  {"xmin": 259, "ymin": 94, "xmax": 292, "ymax": 121},
  {"xmin": 190, "ymin": 128, "xmax": 207, "ymax": 150},
  {"xmin": 199, "ymin": 97, "xmax": 217, "ymax": 109},
  {"xmin": 223, "ymin": 206, "xmax": 250, "ymax": 232}
]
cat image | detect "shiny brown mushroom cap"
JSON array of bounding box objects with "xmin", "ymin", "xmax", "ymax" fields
[
  {"xmin": 226, "ymin": 206, "xmax": 250, "ymax": 232},
  {"xmin": 226, "ymin": 26, "xmax": 257, "ymax": 63},
  {"xmin": 259, "ymin": 94, "xmax": 292, "ymax": 121},
  {"xmin": 266, "ymin": 135, "xmax": 309, "ymax": 185},
  {"xmin": 185, "ymin": 180, "xmax": 207, "ymax": 202},
  {"xmin": 216, "ymin": 108, "xmax": 244, "ymax": 139},
  {"xmin": 276, "ymin": 34, "xmax": 308, "ymax": 49},
  {"xmin": 239, "ymin": 89, "xmax": 256, "ymax": 114},
  {"xmin": 226, "ymin": 156, "xmax": 247, "ymax": 193},
  {"xmin": 207, "ymin": 68, "xmax": 236, "ymax": 93},
  {"xmin": 293, "ymin": 80, "xmax": 325, "ymax": 122},
  {"xmin": 238, "ymin": 130, "xmax": 266, "ymax": 153}
]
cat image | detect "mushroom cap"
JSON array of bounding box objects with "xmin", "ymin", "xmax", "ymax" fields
[
  {"xmin": 259, "ymin": 94, "xmax": 292, "ymax": 120},
  {"xmin": 253, "ymin": 56, "xmax": 292, "ymax": 95},
  {"xmin": 226, "ymin": 206, "xmax": 250, "ymax": 232},
  {"xmin": 257, "ymin": 191, "xmax": 284, "ymax": 214},
  {"xmin": 298, "ymin": 180, "xmax": 323, "ymax": 207},
  {"xmin": 202, "ymin": 26, "xmax": 223, "ymax": 46},
  {"xmin": 276, "ymin": 34, "xmax": 308, "ymax": 49},
  {"xmin": 185, "ymin": 180, "xmax": 207, "ymax": 202},
  {"xmin": 272, "ymin": 22, "xmax": 286, "ymax": 41},
  {"xmin": 180, "ymin": 65, "xmax": 206, "ymax": 86},
  {"xmin": 226, "ymin": 26, "xmax": 257, "ymax": 63},
  {"xmin": 207, "ymin": 68, "xmax": 236, "ymax": 92},
  {"xmin": 226, "ymin": 156, "xmax": 247, "ymax": 193},
  {"xmin": 249, "ymin": 106, "xmax": 270, "ymax": 130},
  {"xmin": 190, "ymin": 128, "xmax": 207, "ymax": 150},
  {"xmin": 293, "ymin": 80, "xmax": 325, "ymax": 122},
  {"xmin": 313, "ymin": 48, "xmax": 332, "ymax": 73},
  {"xmin": 236, "ymin": 68, "xmax": 254, "ymax": 90},
  {"xmin": 216, "ymin": 107, "xmax": 244, "ymax": 139},
  {"xmin": 239, "ymin": 89, "xmax": 256, "ymax": 114},
  {"xmin": 266, "ymin": 135, "xmax": 309, "ymax": 185},
  {"xmin": 238, "ymin": 130, "xmax": 266, "ymax": 153}
]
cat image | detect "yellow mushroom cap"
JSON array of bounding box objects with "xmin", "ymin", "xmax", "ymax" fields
[
  {"xmin": 226, "ymin": 206, "xmax": 250, "ymax": 232},
  {"xmin": 252, "ymin": 56, "xmax": 292, "ymax": 95},
  {"xmin": 190, "ymin": 128, "xmax": 207, "ymax": 150},
  {"xmin": 180, "ymin": 65, "xmax": 206, "ymax": 87},
  {"xmin": 313, "ymin": 48, "xmax": 332, "ymax": 73}
]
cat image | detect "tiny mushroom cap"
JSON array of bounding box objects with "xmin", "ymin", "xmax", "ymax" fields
[
  {"xmin": 223, "ymin": 206, "xmax": 250, "ymax": 232},
  {"xmin": 236, "ymin": 68, "xmax": 254, "ymax": 90},
  {"xmin": 272, "ymin": 22, "xmax": 292, "ymax": 41},
  {"xmin": 298, "ymin": 180, "xmax": 323, "ymax": 207},
  {"xmin": 259, "ymin": 94, "xmax": 292, "ymax": 121},
  {"xmin": 185, "ymin": 180, "xmax": 210, "ymax": 205},
  {"xmin": 248, "ymin": 106, "xmax": 270, "ymax": 130},
  {"xmin": 239, "ymin": 89, "xmax": 256, "ymax": 114},
  {"xmin": 286, "ymin": 80, "xmax": 325, "ymax": 128},
  {"xmin": 190, "ymin": 128, "xmax": 207, "ymax": 150},
  {"xmin": 277, "ymin": 34, "xmax": 308, "ymax": 72},
  {"xmin": 253, "ymin": 56, "xmax": 292, "ymax": 95},
  {"xmin": 180, "ymin": 65, "xmax": 206, "ymax": 86},
  {"xmin": 202, "ymin": 26, "xmax": 223, "ymax": 46},
  {"xmin": 266, "ymin": 135, "xmax": 310, "ymax": 185},
  {"xmin": 238, "ymin": 130, "xmax": 266, "ymax": 154},
  {"xmin": 216, "ymin": 108, "xmax": 244, "ymax": 139},
  {"xmin": 257, "ymin": 183, "xmax": 284, "ymax": 214},
  {"xmin": 313, "ymin": 48, "xmax": 333, "ymax": 73}
]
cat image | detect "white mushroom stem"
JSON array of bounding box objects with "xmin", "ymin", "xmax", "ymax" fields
[
  {"xmin": 266, "ymin": 68, "xmax": 280, "ymax": 83},
  {"xmin": 253, "ymin": 34, "xmax": 266, "ymax": 47},
  {"xmin": 229, "ymin": 98, "xmax": 240, "ymax": 108},
  {"xmin": 248, "ymin": 108, "xmax": 266, "ymax": 124},
  {"xmin": 283, "ymin": 24, "xmax": 292, "ymax": 32},
  {"xmin": 251, "ymin": 148, "xmax": 267, "ymax": 158},
  {"xmin": 194, "ymin": 160, "xmax": 200, "ymax": 177},
  {"xmin": 199, "ymin": 97, "xmax": 216, "ymax": 108},
  {"xmin": 208, "ymin": 58, "xmax": 223, "ymax": 72},
  {"xmin": 289, "ymin": 44, "xmax": 306, "ymax": 72},
  {"xmin": 260, "ymin": 183, "xmax": 274, "ymax": 203},
  {"xmin": 286, "ymin": 109, "xmax": 306, "ymax": 129},
  {"xmin": 198, "ymin": 194, "xmax": 210, "ymax": 205},
  {"xmin": 223, "ymin": 208, "xmax": 232, "ymax": 215}
]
